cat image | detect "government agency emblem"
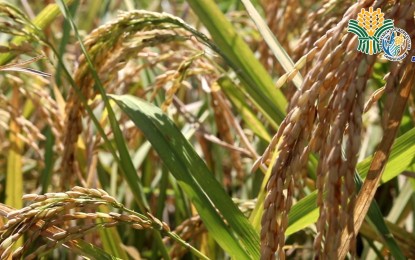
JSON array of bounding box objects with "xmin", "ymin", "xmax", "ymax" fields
[
  {"xmin": 348, "ymin": 7, "xmax": 394, "ymax": 55},
  {"xmin": 379, "ymin": 27, "xmax": 411, "ymax": 61}
]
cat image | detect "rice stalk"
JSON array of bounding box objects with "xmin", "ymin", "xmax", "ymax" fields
[
  {"xmin": 0, "ymin": 187, "xmax": 208, "ymax": 260},
  {"xmin": 62, "ymin": 10, "xmax": 224, "ymax": 186},
  {"xmin": 1, "ymin": 1, "xmax": 415, "ymax": 259},
  {"xmin": 339, "ymin": 3, "xmax": 415, "ymax": 256},
  {"xmin": 259, "ymin": 0, "xmax": 310, "ymax": 73},
  {"xmin": 0, "ymin": 0, "xmax": 75, "ymax": 65},
  {"xmin": 164, "ymin": 198, "xmax": 256, "ymax": 259},
  {"xmin": 257, "ymin": 0, "xmax": 415, "ymax": 258}
]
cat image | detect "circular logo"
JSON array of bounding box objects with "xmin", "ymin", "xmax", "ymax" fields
[{"xmin": 379, "ymin": 27, "xmax": 411, "ymax": 61}]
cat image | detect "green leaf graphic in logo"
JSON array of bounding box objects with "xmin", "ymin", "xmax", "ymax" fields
[{"xmin": 348, "ymin": 7, "xmax": 394, "ymax": 55}]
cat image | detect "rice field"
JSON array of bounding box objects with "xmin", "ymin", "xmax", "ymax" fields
[{"xmin": 1, "ymin": 0, "xmax": 415, "ymax": 259}]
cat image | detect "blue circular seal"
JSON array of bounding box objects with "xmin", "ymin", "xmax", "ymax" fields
[{"xmin": 379, "ymin": 27, "xmax": 411, "ymax": 61}]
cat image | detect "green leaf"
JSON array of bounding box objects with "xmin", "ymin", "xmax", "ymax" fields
[
  {"xmin": 110, "ymin": 94, "xmax": 260, "ymax": 259},
  {"xmin": 6, "ymin": 88, "xmax": 23, "ymax": 249},
  {"xmin": 186, "ymin": 0, "xmax": 287, "ymax": 125},
  {"xmin": 218, "ymin": 76, "xmax": 272, "ymax": 141},
  {"xmin": 0, "ymin": 0, "xmax": 75, "ymax": 66},
  {"xmin": 40, "ymin": 127, "xmax": 54, "ymax": 193},
  {"xmin": 55, "ymin": 0, "xmax": 149, "ymax": 212},
  {"xmin": 354, "ymin": 172, "xmax": 405, "ymax": 260},
  {"xmin": 55, "ymin": 1, "xmax": 168, "ymax": 257},
  {"xmin": 358, "ymin": 127, "xmax": 415, "ymax": 183},
  {"xmin": 240, "ymin": 0, "xmax": 303, "ymax": 89},
  {"xmin": 287, "ymin": 127, "xmax": 415, "ymax": 234},
  {"xmin": 73, "ymin": 240, "xmax": 121, "ymax": 260},
  {"xmin": 97, "ymin": 207, "xmax": 130, "ymax": 260},
  {"xmin": 249, "ymin": 145, "xmax": 280, "ymax": 230}
]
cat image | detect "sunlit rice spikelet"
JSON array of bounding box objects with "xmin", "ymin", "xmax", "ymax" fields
[
  {"xmin": 260, "ymin": 0, "xmax": 415, "ymax": 258},
  {"xmin": 0, "ymin": 187, "xmax": 171, "ymax": 259},
  {"xmin": 259, "ymin": 0, "xmax": 307, "ymax": 73},
  {"xmin": 160, "ymin": 52, "xmax": 210, "ymax": 112},
  {"xmin": 63, "ymin": 10, "xmax": 218, "ymax": 186},
  {"xmin": 260, "ymin": 1, "xmax": 378, "ymax": 258},
  {"xmin": 0, "ymin": 70, "xmax": 63, "ymax": 176},
  {"xmin": 293, "ymin": 0, "xmax": 354, "ymax": 63}
]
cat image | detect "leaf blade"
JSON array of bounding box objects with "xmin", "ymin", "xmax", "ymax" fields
[
  {"xmin": 110, "ymin": 94, "xmax": 260, "ymax": 259},
  {"xmin": 186, "ymin": 0, "xmax": 288, "ymax": 125}
]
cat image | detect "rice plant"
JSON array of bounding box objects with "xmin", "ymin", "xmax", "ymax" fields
[{"xmin": 1, "ymin": 0, "xmax": 415, "ymax": 259}]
